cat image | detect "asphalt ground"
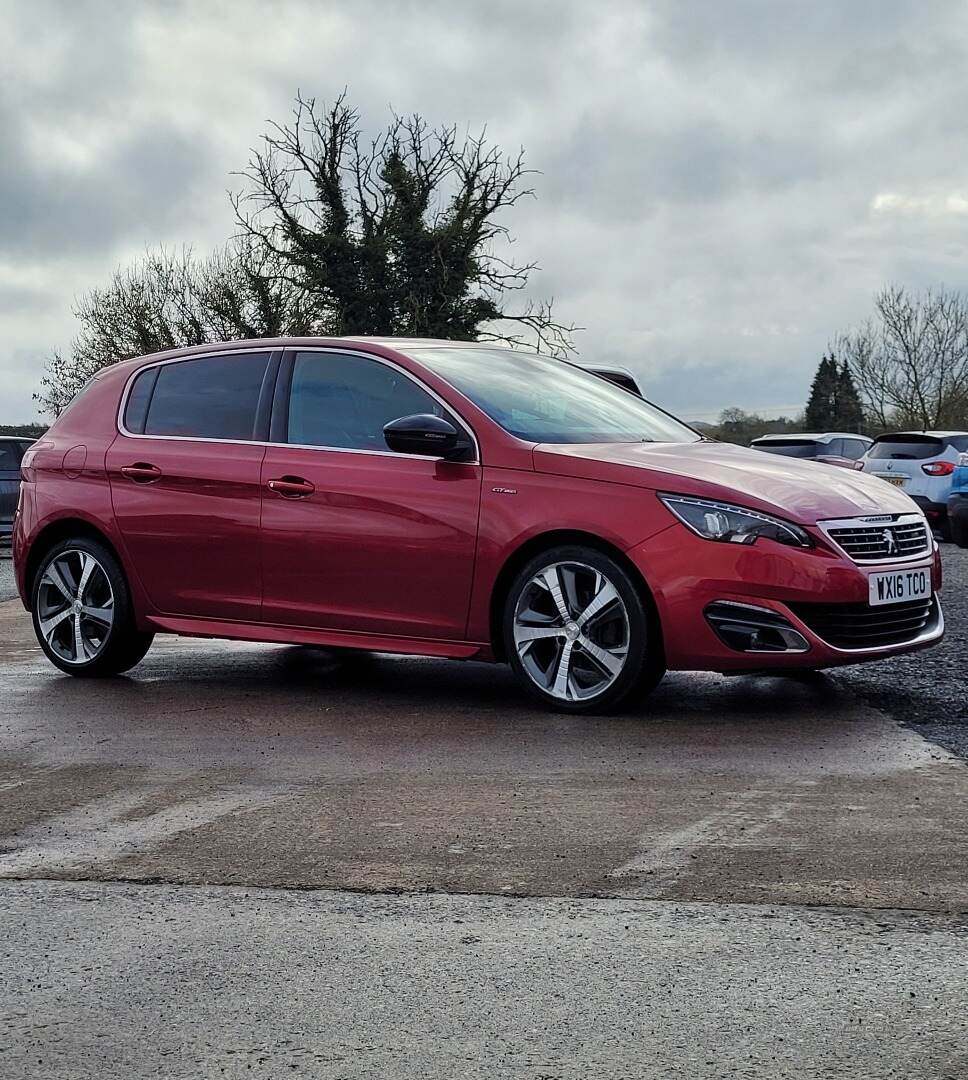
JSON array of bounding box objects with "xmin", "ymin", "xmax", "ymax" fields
[
  {"xmin": 2, "ymin": 545, "xmax": 967, "ymax": 1077},
  {"xmin": 837, "ymin": 543, "xmax": 968, "ymax": 758}
]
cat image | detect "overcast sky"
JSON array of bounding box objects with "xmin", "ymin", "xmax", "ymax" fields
[{"xmin": 3, "ymin": 0, "xmax": 968, "ymax": 423}]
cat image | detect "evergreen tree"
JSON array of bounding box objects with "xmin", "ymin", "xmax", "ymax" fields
[
  {"xmin": 804, "ymin": 355, "xmax": 838, "ymax": 429},
  {"xmin": 832, "ymin": 358, "xmax": 864, "ymax": 432}
]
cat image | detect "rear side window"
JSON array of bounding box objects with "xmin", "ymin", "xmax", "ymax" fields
[
  {"xmin": 0, "ymin": 442, "xmax": 27, "ymax": 469},
  {"xmin": 840, "ymin": 439, "xmax": 869, "ymax": 460},
  {"xmin": 752, "ymin": 440, "xmax": 818, "ymax": 458},
  {"xmin": 868, "ymin": 436, "xmax": 943, "ymax": 460},
  {"xmin": 945, "ymin": 435, "xmax": 968, "ymax": 452},
  {"xmin": 286, "ymin": 352, "xmax": 451, "ymax": 451},
  {"xmin": 132, "ymin": 353, "xmax": 272, "ymax": 441}
]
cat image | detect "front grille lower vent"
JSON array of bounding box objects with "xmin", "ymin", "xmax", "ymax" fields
[
  {"xmin": 788, "ymin": 597, "xmax": 935, "ymax": 650},
  {"xmin": 827, "ymin": 520, "xmax": 929, "ymax": 562}
]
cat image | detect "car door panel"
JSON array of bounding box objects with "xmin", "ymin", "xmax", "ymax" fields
[
  {"xmin": 260, "ymin": 349, "xmax": 482, "ymax": 638},
  {"xmin": 107, "ymin": 436, "xmax": 266, "ymax": 620},
  {"xmin": 105, "ymin": 349, "xmax": 277, "ymax": 621},
  {"xmin": 261, "ymin": 449, "xmax": 480, "ymax": 638}
]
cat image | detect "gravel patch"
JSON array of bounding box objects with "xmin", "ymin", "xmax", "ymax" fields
[
  {"xmin": 0, "ymin": 554, "xmax": 15, "ymax": 603},
  {"xmin": 836, "ymin": 543, "xmax": 968, "ymax": 760}
]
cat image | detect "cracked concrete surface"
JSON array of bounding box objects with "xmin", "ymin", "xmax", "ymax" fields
[{"xmin": 1, "ymin": 591, "xmax": 967, "ymax": 1077}]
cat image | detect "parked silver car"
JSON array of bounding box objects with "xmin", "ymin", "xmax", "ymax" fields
[{"xmin": 750, "ymin": 432, "xmax": 872, "ymax": 470}]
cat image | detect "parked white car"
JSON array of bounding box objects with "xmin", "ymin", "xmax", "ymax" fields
[
  {"xmin": 860, "ymin": 431, "xmax": 968, "ymax": 536},
  {"xmin": 750, "ymin": 432, "xmax": 872, "ymax": 470}
]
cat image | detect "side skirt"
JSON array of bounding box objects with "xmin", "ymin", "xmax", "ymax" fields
[{"xmin": 145, "ymin": 613, "xmax": 489, "ymax": 660}]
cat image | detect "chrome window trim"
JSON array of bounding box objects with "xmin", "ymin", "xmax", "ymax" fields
[
  {"xmin": 115, "ymin": 345, "xmax": 481, "ymax": 465},
  {"xmin": 817, "ymin": 511, "xmax": 931, "ymax": 565}
]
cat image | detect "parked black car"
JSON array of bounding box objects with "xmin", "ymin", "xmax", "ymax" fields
[{"xmin": 0, "ymin": 438, "xmax": 33, "ymax": 546}]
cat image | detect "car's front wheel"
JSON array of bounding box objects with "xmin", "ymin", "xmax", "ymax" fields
[
  {"xmin": 31, "ymin": 538, "xmax": 154, "ymax": 677},
  {"xmin": 503, "ymin": 545, "xmax": 664, "ymax": 713}
]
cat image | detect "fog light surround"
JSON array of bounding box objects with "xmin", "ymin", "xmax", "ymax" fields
[{"xmin": 705, "ymin": 600, "xmax": 810, "ymax": 654}]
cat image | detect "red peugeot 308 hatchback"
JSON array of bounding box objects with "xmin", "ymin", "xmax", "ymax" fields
[{"xmin": 14, "ymin": 338, "xmax": 943, "ymax": 712}]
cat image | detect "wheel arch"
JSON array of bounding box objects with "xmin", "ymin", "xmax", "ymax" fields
[
  {"xmin": 488, "ymin": 529, "xmax": 664, "ymax": 662},
  {"xmin": 23, "ymin": 518, "xmax": 125, "ymax": 607}
]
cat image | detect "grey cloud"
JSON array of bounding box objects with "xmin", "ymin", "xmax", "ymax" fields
[
  {"xmin": 2, "ymin": 0, "xmax": 968, "ymax": 422},
  {"xmin": 0, "ymin": 107, "xmax": 213, "ymax": 256}
]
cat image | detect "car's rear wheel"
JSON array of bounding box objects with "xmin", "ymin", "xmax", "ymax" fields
[
  {"xmin": 503, "ymin": 545, "xmax": 664, "ymax": 713},
  {"xmin": 31, "ymin": 538, "xmax": 153, "ymax": 677}
]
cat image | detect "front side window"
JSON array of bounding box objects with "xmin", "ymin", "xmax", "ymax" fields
[
  {"xmin": 138, "ymin": 352, "xmax": 272, "ymax": 441},
  {"xmin": 404, "ymin": 347, "xmax": 698, "ymax": 445},
  {"xmin": 287, "ymin": 352, "xmax": 453, "ymax": 451}
]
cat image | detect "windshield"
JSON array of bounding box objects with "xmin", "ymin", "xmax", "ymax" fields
[{"xmin": 404, "ymin": 348, "xmax": 699, "ymax": 444}]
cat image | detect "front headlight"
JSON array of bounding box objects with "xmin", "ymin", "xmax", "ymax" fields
[{"xmin": 658, "ymin": 494, "xmax": 812, "ymax": 549}]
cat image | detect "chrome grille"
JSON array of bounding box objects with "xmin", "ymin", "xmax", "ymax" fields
[{"xmin": 824, "ymin": 516, "xmax": 929, "ymax": 562}]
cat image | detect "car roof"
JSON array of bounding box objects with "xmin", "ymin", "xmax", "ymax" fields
[
  {"xmin": 752, "ymin": 432, "xmax": 871, "ymax": 442},
  {"xmin": 873, "ymin": 430, "xmax": 968, "ymax": 439}
]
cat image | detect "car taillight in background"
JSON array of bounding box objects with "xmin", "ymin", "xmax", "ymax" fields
[{"xmin": 922, "ymin": 461, "xmax": 955, "ymax": 476}]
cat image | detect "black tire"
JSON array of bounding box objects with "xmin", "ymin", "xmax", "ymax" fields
[
  {"xmin": 950, "ymin": 513, "xmax": 968, "ymax": 549},
  {"xmin": 502, "ymin": 544, "xmax": 665, "ymax": 714},
  {"xmin": 30, "ymin": 537, "xmax": 154, "ymax": 677}
]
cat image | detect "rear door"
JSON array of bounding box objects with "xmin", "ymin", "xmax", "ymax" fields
[
  {"xmin": 106, "ymin": 349, "xmax": 278, "ymax": 621},
  {"xmin": 260, "ymin": 348, "xmax": 482, "ymax": 638}
]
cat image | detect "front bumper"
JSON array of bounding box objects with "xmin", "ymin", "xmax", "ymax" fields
[{"xmin": 627, "ymin": 524, "xmax": 943, "ymax": 672}]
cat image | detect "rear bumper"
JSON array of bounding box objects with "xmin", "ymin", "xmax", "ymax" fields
[
  {"xmin": 627, "ymin": 525, "xmax": 943, "ymax": 673},
  {"xmin": 909, "ymin": 495, "xmax": 948, "ymax": 522}
]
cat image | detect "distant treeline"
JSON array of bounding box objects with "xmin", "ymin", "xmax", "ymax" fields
[{"xmin": 0, "ymin": 424, "xmax": 47, "ymax": 439}]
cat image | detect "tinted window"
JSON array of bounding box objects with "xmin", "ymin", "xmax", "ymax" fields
[
  {"xmin": 0, "ymin": 441, "xmax": 28, "ymax": 470},
  {"xmin": 751, "ymin": 440, "xmax": 819, "ymax": 459},
  {"xmin": 823, "ymin": 440, "xmax": 845, "ymax": 457},
  {"xmin": 123, "ymin": 367, "xmax": 159, "ymax": 434},
  {"xmin": 840, "ymin": 439, "xmax": 869, "ymax": 460},
  {"xmin": 143, "ymin": 353, "xmax": 272, "ymax": 440},
  {"xmin": 868, "ymin": 436, "xmax": 944, "ymax": 461},
  {"xmin": 946, "ymin": 435, "xmax": 968, "ymax": 452},
  {"xmin": 288, "ymin": 352, "xmax": 451, "ymax": 451},
  {"xmin": 405, "ymin": 348, "xmax": 698, "ymax": 444}
]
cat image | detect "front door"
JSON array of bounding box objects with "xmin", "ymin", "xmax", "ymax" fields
[
  {"xmin": 260, "ymin": 350, "xmax": 481, "ymax": 639},
  {"xmin": 106, "ymin": 350, "xmax": 276, "ymax": 621}
]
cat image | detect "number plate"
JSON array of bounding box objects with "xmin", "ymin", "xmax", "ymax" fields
[
  {"xmin": 874, "ymin": 473, "xmax": 907, "ymax": 487},
  {"xmin": 868, "ymin": 568, "xmax": 932, "ymax": 606}
]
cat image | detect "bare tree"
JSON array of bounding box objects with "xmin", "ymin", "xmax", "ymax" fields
[
  {"xmin": 38, "ymin": 244, "xmax": 314, "ymax": 415},
  {"xmin": 232, "ymin": 92, "xmax": 576, "ymax": 354},
  {"xmin": 836, "ymin": 285, "xmax": 968, "ymax": 430}
]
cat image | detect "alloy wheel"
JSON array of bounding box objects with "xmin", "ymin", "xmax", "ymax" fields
[
  {"xmin": 512, "ymin": 560, "xmax": 631, "ymax": 702},
  {"xmin": 36, "ymin": 549, "xmax": 115, "ymax": 665}
]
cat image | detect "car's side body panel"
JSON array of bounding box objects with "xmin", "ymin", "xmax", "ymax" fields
[{"xmin": 260, "ymin": 446, "xmax": 482, "ymax": 637}]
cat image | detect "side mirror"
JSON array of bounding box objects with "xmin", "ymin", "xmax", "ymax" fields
[{"xmin": 383, "ymin": 414, "xmax": 473, "ymax": 460}]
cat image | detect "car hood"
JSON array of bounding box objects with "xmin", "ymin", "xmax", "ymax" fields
[{"xmin": 532, "ymin": 440, "xmax": 920, "ymax": 524}]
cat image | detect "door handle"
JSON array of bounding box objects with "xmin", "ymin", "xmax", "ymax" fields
[
  {"xmin": 120, "ymin": 463, "xmax": 162, "ymax": 484},
  {"xmin": 267, "ymin": 475, "xmax": 315, "ymax": 499}
]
